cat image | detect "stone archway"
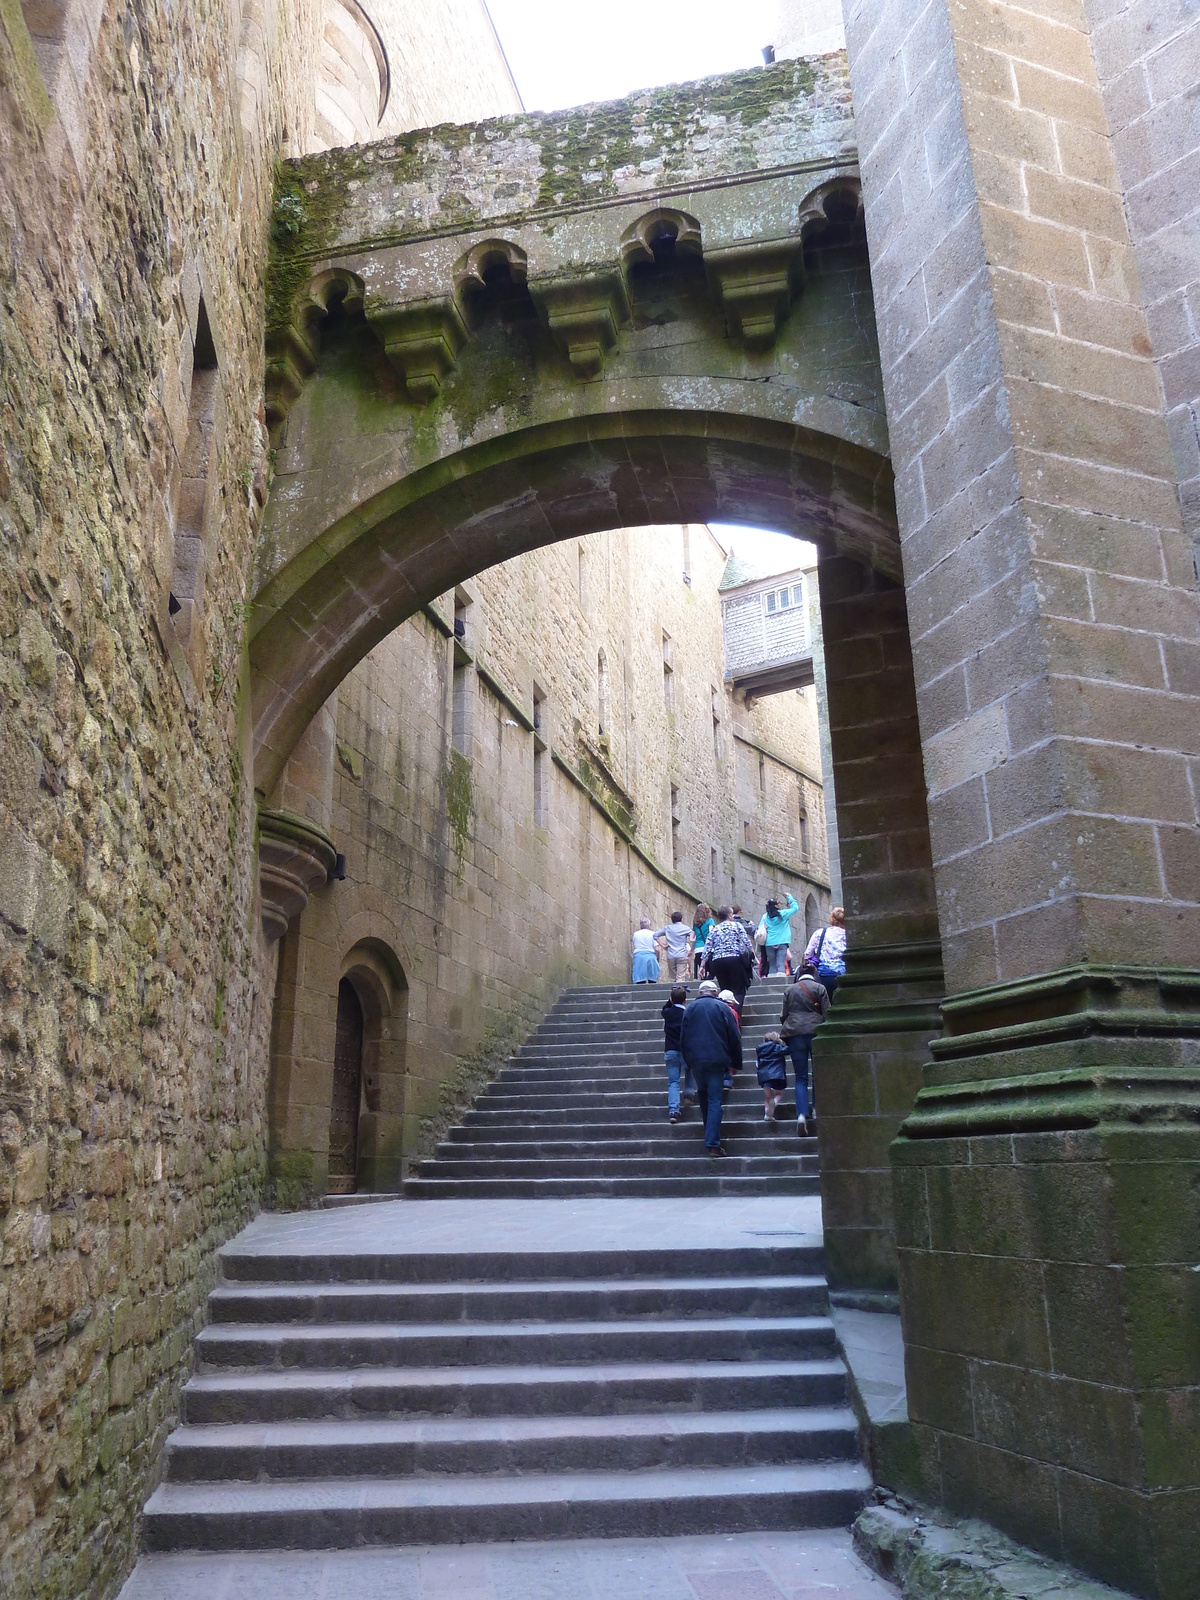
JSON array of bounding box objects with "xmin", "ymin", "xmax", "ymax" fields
[{"xmin": 249, "ymin": 56, "xmax": 888, "ymax": 801}]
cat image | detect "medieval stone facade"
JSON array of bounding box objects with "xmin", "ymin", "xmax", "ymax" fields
[{"xmin": 1, "ymin": 0, "xmax": 1198, "ymax": 1597}]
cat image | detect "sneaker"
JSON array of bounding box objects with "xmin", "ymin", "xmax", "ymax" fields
[
  {"xmin": 763, "ymin": 1107, "xmax": 772, "ymax": 1121},
  {"xmin": 669, "ymin": 1111, "xmax": 680, "ymax": 1123},
  {"xmin": 797, "ymin": 1116, "xmax": 808, "ymax": 1137}
]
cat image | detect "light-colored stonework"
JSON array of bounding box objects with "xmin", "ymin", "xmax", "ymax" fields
[
  {"xmin": 2, "ymin": 0, "xmax": 1199, "ymax": 1596},
  {"xmin": 269, "ymin": 522, "xmax": 830, "ymax": 1197}
]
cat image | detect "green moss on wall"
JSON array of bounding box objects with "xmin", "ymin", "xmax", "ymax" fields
[{"xmin": 445, "ymin": 747, "xmax": 473, "ymax": 867}]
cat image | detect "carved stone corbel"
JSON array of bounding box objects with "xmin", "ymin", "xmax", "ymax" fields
[
  {"xmin": 257, "ymin": 808, "xmax": 338, "ymax": 941},
  {"xmin": 528, "ymin": 270, "xmax": 630, "ymax": 378},
  {"xmin": 264, "ymin": 269, "xmax": 365, "ymax": 436},
  {"xmin": 366, "ymin": 295, "xmax": 469, "ymax": 402},
  {"xmin": 705, "ymin": 238, "xmax": 806, "ymax": 351}
]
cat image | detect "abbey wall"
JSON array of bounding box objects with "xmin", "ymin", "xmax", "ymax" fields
[
  {"xmin": 269, "ymin": 523, "xmax": 830, "ymax": 1199},
  {"xmin": 0, "ymin": 1, "xmax": 525, "ymax": 1593}
]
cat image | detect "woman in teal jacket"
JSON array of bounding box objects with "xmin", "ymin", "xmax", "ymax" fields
[
  {"xmin": 759, "ymin": 893, "xmax": 799, "ymax": 976},
  {"xmin": 691, "ymin": 903, "xmax": 715, "ymax": 979}
]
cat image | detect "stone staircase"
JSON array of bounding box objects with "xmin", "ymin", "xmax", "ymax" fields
[
  {"xmin": 142, "ymin": 1237, "xmax": 868, "ymax": 1550},
  {"xmin": 407, "ymin": 975, "xmax": 817, "ymax": 1198},
  {"xmin": 139, "ymin": 977, "xmax": 870, "ymax": 1553}
]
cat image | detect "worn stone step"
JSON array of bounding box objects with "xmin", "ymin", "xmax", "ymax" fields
[
  {"xmin": 182, "ymin": 1356, "xmax": 850, "ymax": 1424},
  {"xmin": 141, "ymin": 1459, "xmax": 873, "ymax": 1551},
  {"xmin": 195, "ymin": 1315, "xmax": 837, "ymax": 1371},
  {"xmin": 402, "ymin": 1174, "xmax": 821, "ymax": 1198},
  {"xmin": 445, "ymin": 1119, "xmax": 813, "ymax": 1143},
  {"xmin": 219, "ymin": 1244, "xmax": 827, "ymax": 1286},
  {"xmin": 474, "ymin": 1088, "xmax": 770, "ymax": 1110},
  {"xmin": 206, "ymin": 1274, "xmax": 830, "ymax": 1326},
  {"xmin": 161, "ymin": 1406, "xmax": 860, "ymax": 1483},
  {"xmin": 415, "ymin": 1156, "xmax": 817, "ymax": 1180}
]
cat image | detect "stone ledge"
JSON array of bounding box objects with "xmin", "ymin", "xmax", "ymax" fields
[{"xmin": 854, "ymin": 1496, "xmax": 1136, "ymax": 1600}]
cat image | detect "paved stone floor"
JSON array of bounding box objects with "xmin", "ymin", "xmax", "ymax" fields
[
  {"xmin": 223, "ymin": 1194, "xmax": 826, "ymax": 1260},
  {"xmin": 118, "ymin": 1530, "xmax": 896, "ymax": 1598}
]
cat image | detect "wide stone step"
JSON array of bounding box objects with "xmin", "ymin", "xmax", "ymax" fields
[
  {"xmin": 446, "ymin": 1119, "xmax": 812, "ymax": 1143},
  {"xmin": 206, "ymin": 1274, "xmax": 831, "ymax": 1326},
  {"xmin": 219, "ymin": 1244, "xmax": 826, "ymax": 1285},
  {"xmin": 195, "ymin": 1315, "xmax": 836, "ymax": 1371},
  {"xmin": 141, "ymin": 1459, "xmax": 872, "ymax": 1550},
  {"xmin": 402, "ymin": 1173, "xmax": 821, "ymax": 1198},
  {"xmin": 474, "ymin": 1089, "xmax": 770, "ymax": 1111},
  {"xmin": 183, "ymin": 1356, "xmax": 850, "ymax": 1424},
  {"xmin": 415, "ymin": 1155, "xmax": 817, "ymax": 1180},
  {"xmin": 161, "ymin": 1405, "xmax": 859, "ymax": 1483},
  {"xmin": 459, "ymin": 1112, "xmax": 782, "ymax": 1133}
]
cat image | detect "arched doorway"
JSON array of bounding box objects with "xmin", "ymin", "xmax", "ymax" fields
[
  {"xmin": 804, "ymin": 893, "xmax": 820, "ymax": 945},
  {"xmin": 327, "ymin": 976, "xmax": 363, "ymax": 1194}
]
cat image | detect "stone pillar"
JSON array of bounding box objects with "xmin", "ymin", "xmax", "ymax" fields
[
  {"xmin": 812, "ymin": 554, "xmax": 943, "ymax": 1292},
  {"xmin": 844, "ymin": 2, "xmax": 1200, "ymax": 1591}
]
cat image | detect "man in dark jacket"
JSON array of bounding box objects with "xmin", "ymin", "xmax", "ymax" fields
[{"xmin": 680, "ymin": 979, "xmax": 742, "ymax": 1155}]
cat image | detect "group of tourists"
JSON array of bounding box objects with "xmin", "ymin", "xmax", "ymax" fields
[
  {"xmin": 633, "ymin": 898, "xmax": 847, "ymax": 998},
  {"xmin": 638, "ymin": 897, "xmax": 849, "ymax": 1157}
]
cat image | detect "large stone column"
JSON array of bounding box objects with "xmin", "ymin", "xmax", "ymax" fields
[
  {"xmin": 844, "ymin": 2, "xmax": 1200, "ymax": 1592},
  {"xmin": 812, "ymin": 554, "xmax": 943, "ymax": 1292}
]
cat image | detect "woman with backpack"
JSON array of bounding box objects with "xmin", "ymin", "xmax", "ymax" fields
[
  {"xmin": 802, "ymin": 906, "xmax": 847, "ymax": 998},
  {"xmin": 779, "ymin": 964, "xmax": 830, "ymax": 1136}
]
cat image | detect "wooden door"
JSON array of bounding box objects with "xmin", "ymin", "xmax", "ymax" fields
[{"xmin": 328, "ymin": 977, "xmax": 363, "ymax": 1194}]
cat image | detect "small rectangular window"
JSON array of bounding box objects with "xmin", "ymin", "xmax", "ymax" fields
[
  {"xmin": 670, "ymin": 784, "xmax": 682, "ymax": 870},
  {"xmin": 765, "ymin": 592, "xmax": 776, "ymax": 614},
  {"xmin": 793, "ymin": 584, "xmax": 804, "ymax": 607},
  {"xmin": 758, "ymin": 751, "xmax": 766, "ymax": 793},
  {"xmin": 662, "ymin": 631, "xmax": 674, "ymax": 714}
]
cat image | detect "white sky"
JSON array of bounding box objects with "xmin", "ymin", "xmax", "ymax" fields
[
  {"xmin": 712, "ymin": 525, "xmax": 819, "ymax": 576},
  {"xmin": 485, "ymin": 0, "xmax": 778, "ymax": 112}
]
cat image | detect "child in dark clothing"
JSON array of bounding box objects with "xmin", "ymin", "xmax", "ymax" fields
[{"xmin": 661, "ymin": 984, "xmax": 693, "ymax": 1121}]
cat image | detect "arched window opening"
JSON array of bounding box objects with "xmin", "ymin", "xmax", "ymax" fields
[
  {"xmin": 170, "ymin": 295, "xmax": 221, "ymax": 680},
  {"xmin": 798, "ymin": 798, "xmax": 810, "ymax": 858},
  {"xmin": 805, "ymin": 894, "xmax": 820, "ymax": 944}
]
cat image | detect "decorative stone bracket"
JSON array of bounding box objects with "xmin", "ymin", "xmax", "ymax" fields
[
  {"xmin": 257, "ymin": 807, "xmax": 338, "ymax": 941},
  {"xmin": 263, "ymin": 181, "xmax": 860, "ymax": 421},
  {"xmin": 366, "ymin": 294, "xmax": 469, "ymax": 402},
  {"xmin": 705, "ymin": 239, "xmax": 807, "ymax": 351},
  {"xmin": 528, "ymin": 270, "xmax": 631, "ymax": 378}
]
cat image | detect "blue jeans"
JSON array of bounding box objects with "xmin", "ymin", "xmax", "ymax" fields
[
  {"xmin": 665, "ymin": 1049, "xmax": 684, "ymax": 1114},
  {"xmin": 785, "ymin": 1034, "xmax": 813, "ymax": 1120},
  {"xmin": 766, "ymin": 944, "xmax": 789, "ymax": 974},
  {"xmin": 692, "ymin": 1062, "xmax": 728, "ymax": 1150},
  {"xmin": 817, "ymin": 965, "xmax": 841, "ymax": 1000}
]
